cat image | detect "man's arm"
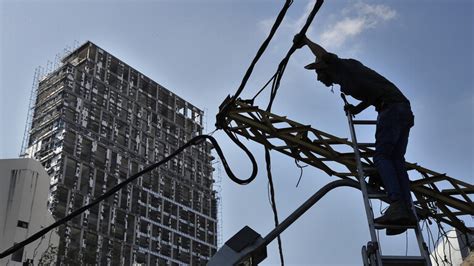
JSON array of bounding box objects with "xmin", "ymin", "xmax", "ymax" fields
[
  {"xmin": 345, "ymin": 101, "xmax": 370, "ymax": 115},
  {"xmin": 305, "ymin": 37, "xmax": 328, "ymax": 59},
  {"xmin": 354, "ymin": 101, "xmax": 370, "ymax": 114},
  {"xmin": 294, "ymin": 34, "xmax": 328, "ymax": 59}
]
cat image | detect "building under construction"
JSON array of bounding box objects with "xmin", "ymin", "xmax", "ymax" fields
[{"xmin": 25, "ymin": 41, "xmax": 218, "ymax": 265}]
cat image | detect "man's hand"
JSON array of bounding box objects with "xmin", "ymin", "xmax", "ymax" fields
[
  {"xmin": 293, "ymin": 33, "xmax": 307, "ymax": 49},
  {"xmin": 344, "ymin": 104, "xmax": 361, "ymax": 115}
]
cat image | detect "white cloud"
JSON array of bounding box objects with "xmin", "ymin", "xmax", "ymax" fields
[
  {"xmin": 320, "ymin": 17, "xmax": 366, "ymax": 48},
  {"xmin": 356, "ymin": 2, "xmax": 397, "ymax": 21},
  {"xmin": 256, "ymin": 2, "xmax": 397, "ymax": 52},
  {"xmin": 320, "ymin": 2, "xmax": 397, "ymax": 49}
]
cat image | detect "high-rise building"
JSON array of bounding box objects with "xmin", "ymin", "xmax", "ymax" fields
[{"xmin": 25, "ymin": 41, "xmax": 218, "ymax": 265}]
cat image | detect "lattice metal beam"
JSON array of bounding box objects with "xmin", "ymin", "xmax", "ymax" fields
[{"xmin": 216, "ymin": 98, "xmax": 473, "ymax": 233}]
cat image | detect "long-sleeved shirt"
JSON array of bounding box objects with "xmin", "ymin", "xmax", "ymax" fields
[{"xmin": 323, "ymin": 53, "xmax": 409, "ymax": 111}]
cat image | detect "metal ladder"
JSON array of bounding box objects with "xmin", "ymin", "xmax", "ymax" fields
[{"xmin": 341, "ymin": 94, "xmax": 431, "ymax": 266}]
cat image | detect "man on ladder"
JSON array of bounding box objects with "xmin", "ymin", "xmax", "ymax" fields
[{"xmin": 294, "ymin": 34, "xmax": 417, "ymax": 235}]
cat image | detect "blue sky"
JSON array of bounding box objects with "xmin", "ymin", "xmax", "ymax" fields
[{"xmin": 1, "ymin": 0, "xmax": 472, "ymax": 265}]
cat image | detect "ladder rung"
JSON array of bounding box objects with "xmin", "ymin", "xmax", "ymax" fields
[
  {"xmin": 312, "ymin": 139, "xmax": 348, "ymax": 145},
  {"xmin": 362, "ymin": 167, "xmax": 377, "ymax": 174},
  {"xmin": 339, "ymin": 152, "xmax": 375, "ymax": 158},
  {"xmin": 374, "ymin": 223, "xmax": 417, "ymax": 230},
  {"xmin": 333, "ymin": 172, "xmax": 357, "ymax": 177},
  {"xmin": 381, "ymin": 255, "xmax": 426, "ymax": 266},
  {"xmin": 358, "ymin": 143, "xmax": 376, "ymax": 148},
  {"xmin": 353, "ymin": 120, "xmax": 377, "ymax": 125},
  {"xmin": 368, "ymin": 193, "xmax": 387, "ymax": 200}
]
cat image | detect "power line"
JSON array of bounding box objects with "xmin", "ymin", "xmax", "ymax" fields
[
  {"xmin": 265, "ymin": 147, "xmax": 285, "ymax": 265},
  {"xmin": 1, "ymin": 134, "xmax": 257, "ymax": 259}
]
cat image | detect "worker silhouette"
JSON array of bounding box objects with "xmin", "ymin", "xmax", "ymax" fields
[{"xmin": 294, "ymin": 34, "xmax": 417, "ymax": 235}]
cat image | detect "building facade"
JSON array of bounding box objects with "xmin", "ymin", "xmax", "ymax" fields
[
  {"xmin": 0, "ymin": 158, "xmax": 59, "ymax": 265},
  {"xmin": 26, "ymin": 41, "xmax": 218, "ymax": 265}
]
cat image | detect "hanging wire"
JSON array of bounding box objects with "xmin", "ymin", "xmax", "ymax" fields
[
  {"xmin": 437, "ymin": 223, "xmax": 473, "ymax": 252},
  {"xmin": 294, "ymin": 159, "xmax": 308, "ymax": 187},
  {"xmin": 0, "ymin": 134, "xmax": 256, "ymax": 259},
  {"xmin": 425, "ymin": 220, "xmax": 440, "ymax": 265},
  {"xmin": 206, "ymin": 128, "xmax": 218, "ymax": 136},
  {"xmin": 265, "ymin": 147, "xmax": 285, "ymax": 265},
  {"xmin": 31, "ymin": 228, "xmax": 47, "ymax": 261},
  {"xmin": 266, "ymin": 0, "xmax": 324, "ymax": 112},
  {"xmin": 252, "ymin": 73, "xmax": 278, "ymax": 102},
  {"xmin": 232, "ymin": 0, "xmax": 295, "ymax": 101}
]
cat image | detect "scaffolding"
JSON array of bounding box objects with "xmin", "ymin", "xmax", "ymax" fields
[
  {"xmin": 20, "ymin": 66, "xmax": 42, "ymax": 157},
  {"xmin": 212, "ymin": 159, "xmax": 224, "ymax": 247},
  {"xmin": 20, "ymin": 41, "xmax": 82, "ymax": 157}
]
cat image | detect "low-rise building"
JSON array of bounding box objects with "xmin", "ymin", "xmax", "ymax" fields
[{"xmin": 0, "ymin": 158, "xmax": 59, "ymax": 265}]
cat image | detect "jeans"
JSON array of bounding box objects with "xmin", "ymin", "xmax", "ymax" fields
[{"xmin": 373, "ymin": 102, "xmax": 414, "ymax": 206}]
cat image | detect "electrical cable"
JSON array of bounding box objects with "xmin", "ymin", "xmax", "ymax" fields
[
  {"xmin": 266, "ymin": 0, "xmax": 324, "ymax": 112},
  {"xmin": 0, "ymin": 134, "xmax": 257, "ymax": 259},
  {"xmin": 220, "ymin": 0, "xmax": 325, "ymax": 184},
  {"xmin": 223, "ymin": 130, "xmax": 258, "ymax": 185},
  {"xmin": 252, "ymin": 73, "xmax": 278, "ymax": 102},
  {"xmin": 435, "ymin": 221, "xmax": 474, "ymax": 264},
  {"xmin": 54, "ymin": 2, "xmax": 324, "ymax": 263},
  {"xmin": 31, "ymin": 228, "xmax": 46, "ymax": 261},
  {"xmin": 264, "ymin": 147, "xmax": 285, "ymax": 266},
  {"xmin": 426, "ymin": 220, "xmax": 440, "ymax": 265},
  {"xmin": 294, "ymin": 159, "xmax": 308, "ymax": 187},
  {"xmin": 232, "ymin": 0, "xmax": 294, "ymax": 101},
  {"xmin": 219, "ymin": 8, "xmax": 327, "ymax": 264},
  {"xmin": 3, "ymin": 0, "xmax": 326, "ymax": 261}
]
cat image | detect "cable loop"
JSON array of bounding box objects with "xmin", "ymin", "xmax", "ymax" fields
[{"xmin": 0, "ymin": 134, "xmax": 256, "ymax": 259}]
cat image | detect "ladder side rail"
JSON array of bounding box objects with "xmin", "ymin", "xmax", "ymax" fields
[
  {"xmin": 412, "ymin": 211, "xmax": 432, "ymax": 265},
  {"xmin": 344, "ymin": 111, "xmax": 383, "ymax": 266}
]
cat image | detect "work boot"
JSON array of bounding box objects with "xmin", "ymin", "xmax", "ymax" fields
[
  {"xmin": 386, "ymin": 227, "xmax": 407, "ymax": 236},
  {"xmin": 374, "ymin": 200, "xmax": 411, "ymax": 225},
  {"xmin": 404, "ymin": 208, "xmax": 418, "ymax": 226},
  {"xmin": 386, "ymin": 209, "xmax": 418, "ymax": 236}
]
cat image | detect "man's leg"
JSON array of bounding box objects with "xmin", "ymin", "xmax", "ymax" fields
[
  {"xmin": 373, "ymin": 106, "xmax": 414, "ymax": 227},
  {"xmin": 385, "ymin": 124, "xmax": 416, "ymax": 234},
  {"xmin": 374, "ymin": 108, "xmax": 401, "ymax": 202},
  {"xmin": 393, "ymin": 126, "xmax": 412, "ymax": 207},
  {"xmin": 393, "ymin": 104, "xmax": 415, "ymax": 211}
]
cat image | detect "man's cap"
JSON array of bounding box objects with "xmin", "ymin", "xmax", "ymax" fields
[
  {"xmin": 304, "ymin": 58, "xmax": 329, "ymax": 70},
  {"xmin": 305, "ymin": 53, "xmax": 338, "ymax": 70}
]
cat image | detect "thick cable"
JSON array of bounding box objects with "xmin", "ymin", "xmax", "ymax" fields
[
  {"xmin": 266, "ymin": 0, "xmax": 324, "ymax": 111},
  {"xmin": 0, "ymin": 134, "xmax": 256, "ymax": 259},
  {"xmin": 223, "ymin": 130, "xmax": 258, "ymax": 184},
  {"xmin": 220, "ymin": 0, "xmax": 324, "ymax": 188},
  {"xmin": 265, "ymin": 147, "xmax": 285, "ymax": 265},
  {"xmin": 233, "ymin": 0, "xmax": 294, "ymax": 100}
]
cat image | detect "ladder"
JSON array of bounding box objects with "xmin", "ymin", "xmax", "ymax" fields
[{"xmin": 340, "ymin": 94, "xmax": 431, "ymax": 266}]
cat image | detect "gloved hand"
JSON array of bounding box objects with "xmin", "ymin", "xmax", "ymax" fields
[
  {"xmin": 344, "ymin": 104, "xmax": 361, "ymax": 115},
  {"xmin": 293, "ymin": 33, "xmax": 307, "ymax": 49}
]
